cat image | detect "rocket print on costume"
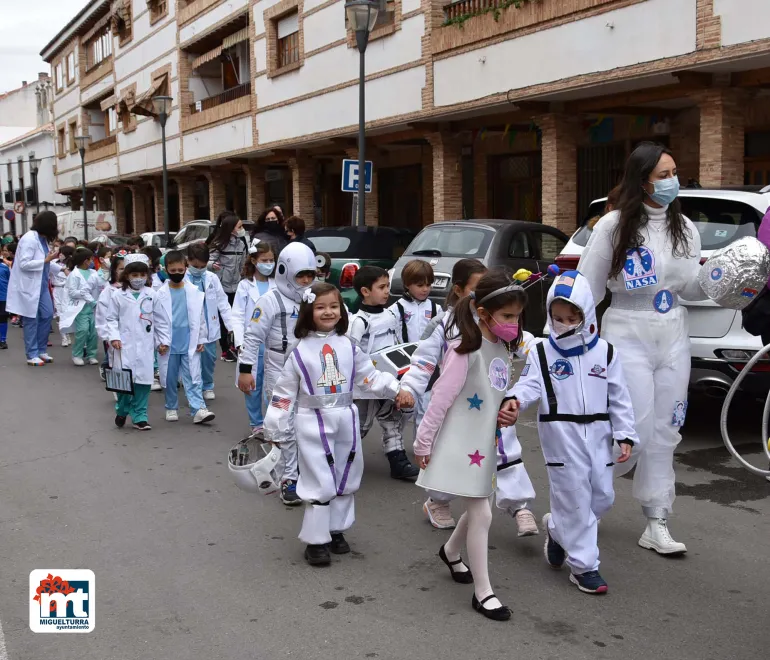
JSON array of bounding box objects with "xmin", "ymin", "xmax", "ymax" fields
[{"xmin": 317, "ymin": 344, "xmax": 347, "ymax": 393}]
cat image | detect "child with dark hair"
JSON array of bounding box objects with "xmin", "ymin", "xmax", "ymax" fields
[
  {"xmin": 414, "ymin": 268, "xmax": 526, "ymax": 622},
  {"xmin": 52, "ymin": 245, "xmax": 74, "ymax": 347},
  {"xmin": 141, "ymin": 246, "xmax": 164, "ymax": 290},
  {"xmin": 232, "ymin": 241, "xmax": 276, "ymax": 433},
  {"xmin": 315, "ymin": 252, "xmax": 331, "ymax": 282},
  {"xmin": 265, "ymin": 282, "xmax": 412, "ymax": 565},
  {"xmin": 348, "ymin": 265, "xmax": 417, "ymax": 480},
  {"xmin": 61, "ymin": 248, "xmax": 102, "ymax": 366},
  {"xmin": 391, "ymin": 259, "xmax": 441, "ymax": 343},
  {"xmin": 186, "ymin": 242, "xmax": 233, "ymax": 402},
  {"xmin": 96, "ymin": 245, "xmax": 113, "ymax": 283},
  {"xmin": 96, "ymin": 252, "xmax": 127, "ymax": 381},
  {"xmin": 0, "ymin": 241, "xmax": 14, "ymax": 349}
]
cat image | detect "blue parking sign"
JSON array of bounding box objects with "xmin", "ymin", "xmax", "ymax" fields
[{"xmin": 341, "ymin": 159, "xmax": 372, "ymax": 194}]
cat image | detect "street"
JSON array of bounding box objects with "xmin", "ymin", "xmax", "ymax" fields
[{"xmin": 0, "ymin": 336, "xmax": 768, "ymax": 660}]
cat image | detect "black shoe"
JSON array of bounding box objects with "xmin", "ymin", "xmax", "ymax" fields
[
  {"xmin": 386, "ymin": 449, "xmax": 420, "ymax": 480},
  {"xmin": 439, "ymin": 544, "xmax": 473, "ymax": 584},
  {"xmin": 0, "ymin": 341, "xmax": 7, "ymax": 349},
  {"xmin": 115, "ymin": 415, "xmax": 126, "ymax": 428},
  {"xmin": 133, "ymin": 421, "xmax": 152, "ymax": 431},
  {"xmin": 304, "ymin": 544, "xmax": 331, "ymax": 566},
  {"xmin": 330, "ymin": 532, "xmax": 350, "ymax": 555},
  {"xmin": 472, "ymin": 594, "xmax": 511, "ymax": 621},
  {"xmin": 221, "ymin": 349, "xmax": 237, "ymax": 363},
  {"xmin": 280, "ymin": 480, "xmax": 302, "ymax": 506}
]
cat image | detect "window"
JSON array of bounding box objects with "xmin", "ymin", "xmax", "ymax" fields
[
  {"xmin": 406, "ymin": 226, "xmax": 495, "ymax": 258},
  {"xmin": 67, "ymin": 52, "xmax": 76, "ymax": 83},
  {"xmin": 3, "ymin": 190, "xmax": 11, "ymax": 204},
  {"xmin": 87, "ymin": 28, "xmax": 112, "ymax": 70},
  {"xmin": 107, "ymin": 107, "xmax": 118, "ymax": 136},
  {"xmin": 17, "ymin": 158, "xmax": 24, "ymax": 201},
  {"xmin": 374, "ymin": 0, "xmax": 395, "ymax": 29},
  {"xmin": 68, "ymin": 119, "xmax": 78, "ymax": 153},
  {"xmin": 55, "ymin": 63, "xmax": 64, "ymax": 91},
  {"xmin": 679, "ymin": 197, "xmax": 763, "ymax": 251},
  {"xmin": 57, "ymin": 127, "xmax": 66, "ymax": 157},
  {"xmin": 531, "ymin": 231, "xmax": 567, "ymax": 262},
  {"xmin": 6, "ymin": 162, "xmax": 12, "ymax": 181},
  {"xmin": 148, "ymin": 0, "xmax": 168, "ymax": 23},
  {"xmin": 26, "ymin": 187, "xmax": 36, "ymax": 205},
  {"xmin": 111, "ymin": 0, "xmax": 133, "ymax": 43},
  {"xmin": 277, "ymin": 11, "xmax": 299, "ymax": 69},
  {"xmin": 508, "ymin": 232, "xmax": 532, "ymax": 258}
]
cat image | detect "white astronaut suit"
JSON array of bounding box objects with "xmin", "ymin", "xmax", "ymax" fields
[
  {"xmin": 264, "ymin": 332, "xmax": 399, "ymax": 544},
  {"xmin": 578, "ymin": 203, "xmax": 705, "ymax": 553},
  {"xmin": 400, "ymin": 309, "xmax": 537, "ymax": 513},
  {"xmin": 239, "ymin": 242, "xmax": 317, "ymax": 483},
  {"xmin": 513, "ymin": 271, "xmax": 638, "ymax": 575}
]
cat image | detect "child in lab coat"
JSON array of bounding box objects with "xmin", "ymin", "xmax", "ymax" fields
[{"xmin": 62, "ymin": 248, "xmax": 103, "ymax": 366}]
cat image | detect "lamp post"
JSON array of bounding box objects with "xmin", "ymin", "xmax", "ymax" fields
[
  {"xmin": 29, "ymin": 152, "xmax": 40, "ymax": 216},
  {"xmin": 74, "ymin": 134, "xmax": 91, "ymax": 240},
  {"xmin": 152, "ymin": 95, "xmax": 173, "ymax": 246},
  {"xmin": 345, "ymin": 0, "xmax": 378, "ymax": 228}
]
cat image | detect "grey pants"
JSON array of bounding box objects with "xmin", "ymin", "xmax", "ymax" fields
[{"xmin": 356, "ymin": 399, "xmax": 406, "ymax": 454}]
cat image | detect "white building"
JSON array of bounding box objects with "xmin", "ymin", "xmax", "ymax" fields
[{"xmin": 0, "ymin": 74, "xmax": 68, "ymax": 235}]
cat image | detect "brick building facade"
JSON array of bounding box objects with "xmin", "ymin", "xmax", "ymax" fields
[{"xmin": 41, "ymin": 0, "xmax": 770, "ymax": 236}]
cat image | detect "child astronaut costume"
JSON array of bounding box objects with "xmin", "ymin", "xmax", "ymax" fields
[{"xmin": 513, "ymin": 271, "xmax": 638, "ymax": 591}]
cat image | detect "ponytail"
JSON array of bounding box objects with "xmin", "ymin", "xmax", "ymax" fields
[{"xmin": 448, "ymin": 294, "xmax": 483, "ymax": 354}]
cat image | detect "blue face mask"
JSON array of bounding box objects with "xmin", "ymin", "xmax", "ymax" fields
[
  {"xmin": 257, "ymin": 262, "xmax": 274, "ymax": 276},
  {"xmin": 647, "ymin": 176, "xmax": 680, "ymax": 206},
  {"xmin": 188, "ymin": 266, "xmax": 206, "ymax": 278}
]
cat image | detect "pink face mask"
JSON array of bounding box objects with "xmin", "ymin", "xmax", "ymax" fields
[{"xmin": 487, "ymin": 318, "xmax": 519, "ymax": 342}]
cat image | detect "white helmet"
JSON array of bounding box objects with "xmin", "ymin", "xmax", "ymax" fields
[
  {"xmin": 228, "ymin": 438, "xmax": 281, "ymax": 495},
  {"xmin": 275, "ymin": 242, "xmax": 316, "ymax": 302}
]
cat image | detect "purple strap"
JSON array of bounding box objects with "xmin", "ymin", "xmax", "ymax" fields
[
  {"xmin": 496, "ymin": 429, "xmax": 508, "ymax": 464},
  {"xmin": 350, "ymin": 342, "xmax": 356, "ymax": 392},
  {"xmin": 337, "ymin": 406, "xmax": 358, "ymax": 495},
  {"xmin": 312, "ymin": 410, "xmax": 338, "ymax": 488},
  {"xmin": 293, "ymin": 348, "xmax": 315, "ymax": 394}
]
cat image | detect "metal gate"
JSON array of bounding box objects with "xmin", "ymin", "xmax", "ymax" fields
[{"xmin": 577, "ymin": 143, "xmax": 626, "ymax": 220}]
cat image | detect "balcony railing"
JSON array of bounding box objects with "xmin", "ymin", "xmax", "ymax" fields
[{"xmin": 189, "ymin": 82, "xmax": 251, "ymax": 115}]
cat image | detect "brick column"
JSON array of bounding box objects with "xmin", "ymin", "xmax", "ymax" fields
[
  {"xmin": 208, "ymin": 172, "xmax": 227, "ymax": 219},
  {"xmin": 698, "ymin": 88, "xmax": 745, "ymax": 188},
  {"xmin": 112, "ymin": 185, "xmax": 128, "ymax": 234},
  {"xmin": 95, "ymin": 188, "xmax": 112, "ymax": 211},
  {"xmin": 176, "ymin": 177, "xmax": 197, "ymax": 226},
  {"xmin": 538, "ymin": 114, "xmax": 577, "ymax": 232},
  {"xmin": 130, "ymin": 185, "xmax": 147, "ymax": 235},
  {"xmin": 473, "ymin": 147, "xmax": 488, "ymax": 219},
  {"xmin": 670, "ymin": 108, "xmax": 701, "ymax": 186},
  {"xmin": 70, "ymin": 192, "xmax": 82, "ymax": 212},
  {"xmin": 153, "ymin": 180, "xmax": 164, "ymax": 233},
  {"xmin": 244, "ymin": 164, "xmax": 266, "ymax": 221},
  {"xmin": 427, "ymin": 131, "xmax": 462, "ymax": 222},
  {"xmin": 288, "ymin": 154, "xmax": 315, "ymax": 225},
  {"xmin": 421, "ymin": 145, "xmax": 433, "ymax": 226}
]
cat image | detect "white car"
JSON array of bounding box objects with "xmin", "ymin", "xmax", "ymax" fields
[
  {"xmin": 140, "ymin": 231, "xmax": 177, "ymax": 252},
  {"xmin": 556, "ymin": 187, "xmax": 770, "ymax": 398}
]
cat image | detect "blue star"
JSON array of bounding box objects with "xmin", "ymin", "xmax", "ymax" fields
[{"xmin": 467, "ymin": 393, "xmax": 483, "ymax": 410}]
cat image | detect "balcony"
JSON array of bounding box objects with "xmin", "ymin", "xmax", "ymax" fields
[
  {"xmin": 182, "ymin": 83, "xmax": 251, "ymax": 132},
  {"xmin": 190, "ymin": 82, "xmax": 251, "ymax": 115},
  {"xmin": 84, "ymin": 134, "xmax": 117, "ymax": 164}
]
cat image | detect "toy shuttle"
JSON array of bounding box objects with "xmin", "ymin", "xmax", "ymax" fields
[{"xmin": 317, "ymin": 344, "xmax": 347, "ymax": 391}]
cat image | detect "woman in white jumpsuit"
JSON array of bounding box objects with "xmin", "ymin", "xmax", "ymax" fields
[{"xmin": 578, "ymin": 142, "xmax": 706, "ymax": 555}]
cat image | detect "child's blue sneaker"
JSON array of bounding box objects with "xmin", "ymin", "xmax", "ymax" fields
[
  {"xmin": 542, "ymin": 513, "xmax": 566, "ymax": 569},
  {"xmin": 570, "ymin": 570, "xmax": 608, "ymax": 594}
]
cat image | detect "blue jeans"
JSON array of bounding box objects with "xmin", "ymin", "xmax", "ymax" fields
[
  {"xmin": 201, "ymin": 341, "xmax": 217, "ymax": 392},
  {"xmin": 244, "ymin": 350, "xmax": 266, "ymax": 428},
  {"xmin": 164, "ymin": 353, "xmax": 204, "ymax": 415},
  {"xmin": 22, "ymin": 281, "xmax": 54, "ymax": 359}
]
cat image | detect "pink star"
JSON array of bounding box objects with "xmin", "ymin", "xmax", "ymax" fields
[{"xmin": 468, "ymin": 450, "xmax": 485, "ymax": 467}]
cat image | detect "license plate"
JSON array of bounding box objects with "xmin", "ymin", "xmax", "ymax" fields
[{"xmin": 433, "ymin": 277, "xmax": 449, "ymax": 289}]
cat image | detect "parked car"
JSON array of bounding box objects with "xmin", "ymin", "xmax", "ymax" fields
[
  {"xmin": 389, "ymin": 220, "xmax": 569, "ymax": 335},
  {"xmin": 169, "ymin": 219, "xmax": 256, "ymax": 254},
  {"xmin": 305, "ymin": 226, "xmax": 416, "ymax": 312},
  {"xmin": 140, "ymin": 231, "xmax": 177, "ymax": 251},
  {"xmin": 556, "ymin": 187, "xmax": 770, "ymax": 398}
]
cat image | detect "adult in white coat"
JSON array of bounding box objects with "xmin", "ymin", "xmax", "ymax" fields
[
  {"xmin": 105, "ymin": 254, "xmax": 161, "ymax": 430},
  {"xmin": 5, "ymin": 211, "xmax": 62, "ymax": 365},
  {"xmin": 578, "ymin": 142, "xmax": 706, "ymax": 555}
]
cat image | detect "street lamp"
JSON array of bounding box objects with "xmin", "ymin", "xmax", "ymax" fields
[
  {"xmin": 29, "ymin": 152, "xmax": 40, "ymax": 216},
  {"xmin": 153, "ymin": 95, "xmax": 173, "ymax": 246},
  {"xmin": 74, "ymin": 134, "xmax": 91, "ymax": 240},
  {"xmin": 345, "ymin": 0, "xmax": 378, "ymax": 228}
]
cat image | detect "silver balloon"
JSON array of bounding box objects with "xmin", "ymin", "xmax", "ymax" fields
[{"xmin": 698, "ymin": 237, "xmax": 770, "ymax": 310}]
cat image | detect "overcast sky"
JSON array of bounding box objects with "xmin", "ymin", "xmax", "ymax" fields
[{"xmin": 0, "ymin": 0, "xmax": 89, "ymax": 94}]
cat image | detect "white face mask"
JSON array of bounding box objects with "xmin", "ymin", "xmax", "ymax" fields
[
  {"xmin": 551, "ymin": 319, "xmax": 579, "ymax": 337},
  {"xmin": 129, "ymin": 278, "xmax": 145, "ymax": 290}
]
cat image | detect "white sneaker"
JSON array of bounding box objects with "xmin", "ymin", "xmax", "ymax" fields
[
  {"xmin": 638, "ymin": 518, "xmax": 687, "ymax": 555},
  {"xmin": 72, "ymin": 357, "xmax": 85, "ymax": 366},
  {"xmin": 87, "ymin": 358, "xmax": 99, "ymax": 365},
  {"xmin": 166, "ymin": 409, "xmax": 179, "ymax": 422},
  {"xmin": 27, "ymin": 357, "xmax": 45, "ymax": 367},
  {"xmin": 151, "ymin": 379, "xmax": 162, "ymax": 391},
  {"xmin": 193, "ymin": 408, "xmax": 216, "ymax": 424},
  {"xmin": 61, "ymin": 336, "xmax": 70, "ymax": 347},
  {"xmin": 203, "ymin": 389, "xmax": 215, "ymax": 401},
  {"xmin": 514, "ymin": 508, "xmax": 539, "ymax": 537},
  {"xmin": 423, "ymin": 498, "xmax": 456, "ymax": 529},
  {"xmin": 38, "ymin": 353, "xmax": 54, "ymax": 363}
]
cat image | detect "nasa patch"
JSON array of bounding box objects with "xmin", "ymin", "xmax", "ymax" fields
[
  {"xmin": 290, "ymin": 308, "xmax": 299, "ymax": 319},
  {"xmin": 251, "ymin": 307, "xmax": 262, "ymax": 323},
  {"xmin": 654, "ymin": 289, "xmax": 674, "ymax": 314},
  {"xmin": 549, "ymin": 359, "xmax": 574, "ymax": 380},
  {"xmin": 403, "ymin": 311, "xmax": 413, "ymax": 323},
  {"xmin": 488, "ymin": 357, "xmax": 509, "ymax": 391},
  {"xmin": 623, "ymin": 247, "xmax": 658, "ymax": 291},
  {"xmin": 710, "ymin": 267, "xmax": 723, "ymax": 282},
  {"xmin": 588, "ymin": 364, "xmax": 607, "ymax": 379}
]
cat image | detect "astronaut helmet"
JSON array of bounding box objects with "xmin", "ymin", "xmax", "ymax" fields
[
  {"xmin": 275, "ymin": 242, "xmax": 316, "ymax": 302},
  {"xmin": 228, "ymin": 439, "xmax": 281, "ymax": 495}
]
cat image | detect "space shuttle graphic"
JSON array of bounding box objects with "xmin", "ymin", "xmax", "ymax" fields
[{"xmin": 317, "ymin": 344, "xmax": 347, "ymax": 393}]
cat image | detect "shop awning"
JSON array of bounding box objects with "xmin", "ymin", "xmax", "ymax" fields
[
  {"xmin": 222, "ymin": 27, "xmax": 249, "ymax": 49},
  {"xmin": 110, "ymin": 0, "xmax": 131, "ymax": 35},
  {"xmin": 130, "ymin": 73, "xmax": 168, "ymax": 117},
  {"xmin": 192, "ymin": 27, "xmax": 250, "ymax": 70},
  {"xmin": 100, "ymin": 94, "xmax": 117, "ymax": 112},
  {"xmin": 192, "ymin": 45, "xmax": 223, "ymax": 71}
]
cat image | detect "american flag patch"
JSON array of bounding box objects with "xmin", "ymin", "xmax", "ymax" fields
[
  {"xmin": 416, "ymin": 359, "xmax": 435, "ymax": 374},
  {"xmin": 424, "ymin": 310, "xmax": 432, "ymax": 319},
  {"xmin": 270, "ymin": 396, "xmax": 291, "ymax": 410},
  {"xmin": 557, "ymin": 275, "xmax": 575, "ymax": 287}
]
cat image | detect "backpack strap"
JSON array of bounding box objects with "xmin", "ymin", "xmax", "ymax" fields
[
  {"xmin": 273, "ymin": 289, "xmax": 288, "ymax": 353},
  {"xmin": 396, "ymin": 301, "xmax": 408, "ymax": 343},
  {"xmin": 430, "ymin": 300, "xmax": 437, "ymax": 318},
  {"xmin": 536, "ymin": 342, "xmax": 558, "ymax": 415}
]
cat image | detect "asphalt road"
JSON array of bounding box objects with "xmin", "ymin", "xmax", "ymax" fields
[{"xmin": 0, "ymin": 334, "xmax": 769, "ymax": 660}]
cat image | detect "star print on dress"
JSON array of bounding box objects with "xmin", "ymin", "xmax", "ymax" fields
[
  {"xmin": 467, "ymin": 393, "xmax": 483, "ymax": 410},
  {"xmin": 468, "ymin": 450, "xmax": 485, "ymax": 467}
]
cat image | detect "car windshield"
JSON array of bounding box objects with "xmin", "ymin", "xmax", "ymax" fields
[
  {"xmin": 308, "ymin": 236, "xmax": 351, "ymax": 255},
  {"xmin": 153, "ymin": 234, "xmax": 176, "ymax": 248},
  {"xmin": 108, "ymin": 235, "xmax": 129, "ymax": 246},
  {"xmin": 572, "ymin": 197, "xmax": 764, "ymax": 251},
  {"xmin": 406, "ymin": 226, "xmax": 493, "ymax": 258}
]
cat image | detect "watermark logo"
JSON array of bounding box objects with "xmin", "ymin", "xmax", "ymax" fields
[{"xmin": 29, "ymin": 570, "xmax": 95, "ymax": 633}]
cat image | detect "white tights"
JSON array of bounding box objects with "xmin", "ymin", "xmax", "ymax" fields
[{"xmin": 443, "ymin": 497, "xmax": 500, "ymax": 608}]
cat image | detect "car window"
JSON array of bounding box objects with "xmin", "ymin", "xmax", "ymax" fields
[
  {"xmin": 508, "ymin": 232, "xmax": 532, "ymax": 258},
  {"xmin": 531, "ymin": 231, "xmax": 567, "ymax": 262},
  {"xmin": 172, "ymin": 227, "xmax": 187, "ymax": 246},
  {"xmin": 185, "ymin": 225, "xmax": 209, "ymax": 243},
  {"xmin": 679, "ymin": 198, "xmax": 762, "ymax": 250},
  {"xmin": 406, "ymin": 226, "xmax": 493, "ymax": 258},
  {"xmin": 308, "ymin": 236, "xmax": 352, "ymax": 255}
]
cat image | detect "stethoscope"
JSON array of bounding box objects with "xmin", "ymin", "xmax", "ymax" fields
[{"xmin": 139, "ymin": 297, "xmax": 153, "ymax": 333}]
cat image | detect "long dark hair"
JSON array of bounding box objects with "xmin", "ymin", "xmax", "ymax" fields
[
  {"xmin": 295, "ymin": 282, "xmax": 349, "ymax": 338},
  {"xmin": 447, "ymin": 268, "xmax": 527, "ymax": 355},
  {"xmin": 109, "ymin": 252, "xmax": 126, "ymax": 284},
  {"xmin": 32, "ymin": 210, "xmax": 59, "ymax": 241},
  {"xmin": 257, "ymin": 206, "xmax": 285, "ymax": 229},
  {"xmin": 609, "ymin": 142, "xmax": 693, "ymax": 278},
  {"xmin": 445, "ymin": 258, "xmax": 488, "ymax": 307},
  {"xmin": 209, "ymin": 211, "xmax": 240, "ymax": 252}
]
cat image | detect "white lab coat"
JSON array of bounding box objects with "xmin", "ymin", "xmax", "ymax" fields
[
  {"xmin": 5, "ymin": 230, "xmax": 62, "ymax": 318},
  {"xmin": 59, "ymin": 268, "xmax": 103, "ymax": 332},
  {"xmin": 185, "ymin": 270, "xmax": 234, "ymax": 345},
  {"xmin": 104, "ymin": 286, "xmax": 158, "ymax": 385},
  {"xmin": 96, "ymin": 284, "xmax": 120, "ymax": 340},
  {"xmin": 153, "ymin": 281, "xmax": 207, "ymax": 388},
  {"xmin": 231, "ymin": 277, "xmax": 275, "ymax": 348}
]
